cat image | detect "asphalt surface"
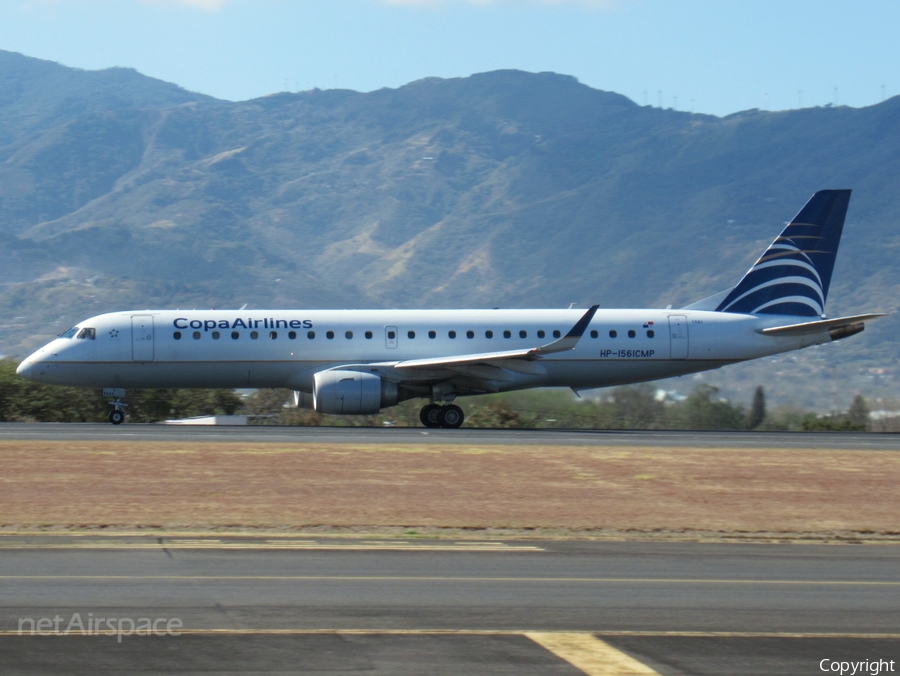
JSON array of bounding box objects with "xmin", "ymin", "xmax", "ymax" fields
[
  {"xmin": 2, "ymin": 425, "xmax": 898, "ymax": 673},
  {"xmin": 1, "ymin": 537, "xmax": 899, "ymax": 674},
  {"xmin": 1, "ymin": 422, "xmax": 898, "ymax": 449}
]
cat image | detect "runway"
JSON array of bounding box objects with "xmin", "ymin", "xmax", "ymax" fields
[
  {"xmin": 2, "ymin": 536, "xmax": 899, "ymax": 674},
  {"xmin": 0, "ymin": 422, "xmax": 897, "ymax": 450},
  {"xmin": 2, "ymin": 426, "xmax": 898, "ymax": 672}
]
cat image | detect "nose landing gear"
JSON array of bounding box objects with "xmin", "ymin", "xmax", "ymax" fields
[
  {"xmin": 419, "ymin": 403, "xmax": 464, "ymax": 429},
  {"xmin": 103, "ymin": 387, "xmax": 128, "ymax": 425}
]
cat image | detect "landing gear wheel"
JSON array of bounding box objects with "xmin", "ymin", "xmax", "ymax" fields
[
  {"xmin": 108, "ymin": 409, "xmax": 125, "ymax": 425},
  {"xmin": 438, "ymin": 404, "xmax": 464, "ymax": 429},
  {"xmin": 420, "ymin": 403, "xmax": 442, "ymax": 428}
]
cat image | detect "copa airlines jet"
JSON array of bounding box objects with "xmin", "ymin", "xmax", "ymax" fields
[{"xmin": 17, "ymin": 190, "xmax": 882, "ymax": 427}]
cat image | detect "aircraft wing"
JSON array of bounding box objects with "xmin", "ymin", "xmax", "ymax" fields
[{"xmin": 392, "ymin": 305, "xmax": 599, "ymax": 371}]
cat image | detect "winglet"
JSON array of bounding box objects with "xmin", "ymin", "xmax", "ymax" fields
[{"xmin": 532, "ymin": 305, "xmax": 599, "ymax": 356}]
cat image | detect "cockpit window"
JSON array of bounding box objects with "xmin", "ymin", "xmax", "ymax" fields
[
  {"xmin": 76, "ymin": 328, "xmax": 96, "ymax": 340},
  {"xmin": 58, "ymin": 327, "xmax": 79, "ymax": 339}
]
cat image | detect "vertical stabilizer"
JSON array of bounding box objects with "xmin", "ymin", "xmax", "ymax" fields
[{"xmin": 715, "ymin": 190, "xmax": 851, "ymax": 316}]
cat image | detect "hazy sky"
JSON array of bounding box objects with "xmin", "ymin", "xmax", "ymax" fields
[{"xmin": 1, "ymin": 0, "xmax": 896, "ymax": 116}]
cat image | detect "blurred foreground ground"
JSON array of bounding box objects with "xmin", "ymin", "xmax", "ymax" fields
[{"xmin": 2, "ymin": 440, "xmax": 898, "ymax": 541}]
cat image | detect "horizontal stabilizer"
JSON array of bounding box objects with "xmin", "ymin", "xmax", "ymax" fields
[
  {"xmin": 758, "ymin": 313, "xmax": 885, "ymax": 337},
  {"xmin": 393, "ymin": 305, "xmax": 599, "ymax": 371}
]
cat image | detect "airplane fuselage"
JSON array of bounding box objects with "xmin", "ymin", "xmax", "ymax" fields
[{"xmin": 17, "ymin": 308, "xmax": 829, "ymax": 394}]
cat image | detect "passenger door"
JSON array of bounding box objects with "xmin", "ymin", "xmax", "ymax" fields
[
  {"xmin": 668, "ymin": 315, "xmax": 689, "ymax": 359},
  {"xmin": 132, "ymin": 316, "xmax": 155, "ymax": 362}
]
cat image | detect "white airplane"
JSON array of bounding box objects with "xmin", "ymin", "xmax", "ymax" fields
[{"xmin": 17, "ymin": 190, "xmax": 882, "ymax": 427}]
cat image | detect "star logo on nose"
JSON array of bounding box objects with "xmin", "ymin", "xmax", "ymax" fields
[{"xmin": 108, "ymin": 329, "xmax": 119, "ymax": 338}]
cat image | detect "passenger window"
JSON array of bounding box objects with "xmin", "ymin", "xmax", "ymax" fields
[
  {"xmin": 231, "ymin": 331, "xmax": 240, "ymax": 340},
  {"xmin": 486, "ymin": 330, "xmax": 493, "ymax": 339},
  {"xmin": 537, "ymin": 330, "xmax": 545, "ymax": 339},
  {"xmin": 628, "ymin": 329, "xmax": 636, "ymax": 338},
  {"xmin": 408, "ymin": 330, "xmax": 416, "ymax": 339},
  {"xmin": 519, "ymin": 330, "xmax": 527, "ymax": 339},
  {"xmin": 212, "ymin": 331, "xmax": 220, "ymax": 339},
  {"xmin": 366, "ymin": 331, "xmax": 373, "ymax": 339},
  {"xmin": 346, "ymin": 331, "xmax": 353, "ymax": 339},
  {"xmin": 326, "ymin": 331, "xmax": 334, "ymax": 339},
  {"xmin": 387, "ymin": 330, "xmax": 396, "ymax": 340},
  {"xmin": 428, "ymin": 330, "xmax": 436, "ymax": 339},
  {"xmin": 289, "ymin": 331, "xmax": 297, "ymax": 339},
  {"xmin": 609, "ymin": 330, "xmax": 617, "ymax": 338},
  {"xmin": 647, "ymin": 330, "xmax": 655, "ymax": 338},
  {"xmin": 553, "ymin": 330, "xmax": 561, "ymax": 338},
  {"xmin": 173, "ymin": 331, "xmax": 182, "ymax": 340},
  {"xmin": 270, "ymin": 331, "xmax": 277, "ymax": 339},
  {"xmin": 449, "ymin": 331, "xmax": 456, "ymax": 339},
  {"xmin": 503, "ymin": 330, "xmax": 511, "ymax": 339},
  {"xmin": 307, "ymin": 331, "xmax": 315, "ymax": 339},
  {"xmin": 250, "ymin": 331, "xmax": 259, "ymax": 339},
  {"xmin": 590, "ymin": 330, "xmax": 598, "ymax": 338},
  {"xmin": 77, "ymin": 328, "xmax": 96, "ymax": 340},
  {"xmin": 193, "ymin": 331, "xmax": 201, "ymax": 340},
  {"xmin": 467, "ymin": 330, "xmax": 474, "ymax": 339}
]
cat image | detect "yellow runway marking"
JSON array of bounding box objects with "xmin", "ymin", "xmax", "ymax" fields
[
  {"xmin": 528, "ymin": 632, "xmax": 661, "ymax": 675},
  {"xmin": 0, "ymin": 540, "xmax": 545, "ymax": 552},
  {"xmin": 7, "ymin": 628, "xmax": 894, "ymax": 676},
  {"xmin": 0, "ymin": 532, "xmax": 494, "ymax": 537},
  {"xmin": 0, "ymin": 541, "xmax": 543, "ymax": 552}
]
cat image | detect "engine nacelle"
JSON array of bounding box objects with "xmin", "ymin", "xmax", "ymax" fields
[
  {"xmin": 312, "ymin": 370, "xmax": 400, "ymax": 415},
  {"xmin": 829, "ymin": 322, "xmax": 865, "ymax": 342},
  {"xmin": 293, "ymin": 390, "xmax": 315, "ymax": 409}
]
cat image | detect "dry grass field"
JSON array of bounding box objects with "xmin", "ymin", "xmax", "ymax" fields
[{"xmin": 2, "ymin": 440, "xmax": 899, "ymax": 541}]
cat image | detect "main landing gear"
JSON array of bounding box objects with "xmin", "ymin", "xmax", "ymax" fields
[
  {"xmin": 419, "ymin": 403, "xmax": 464, "ymax": 429},
  {"xmin": 103, "ymin": 387, "xmax": 127, "ymax": 425}
]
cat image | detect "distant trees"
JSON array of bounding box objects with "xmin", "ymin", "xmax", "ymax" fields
[
  {"xmin": 436, "ymin": 385, "xmax": 869, "ymax": 432},
  {"xmin": 365, "ymin": 385, "xmax": 865, "ymax": 432},
  {"xmin": 671, "ymin": 384, "xmax": 746, "ymax": 430},
  {"xmin": 748, "ymin": 386, "xmax": 766, "ymax": 430},
  {"xmin": 126, "ymin": 388, "xmax": 242, "ymax": 423},
  {"xmin": 0, "ymin": 360, "xmax": 108, "ymax": 422},
  {"xmin": 461, "ymin": 399, "xmax": 523, "ymax": 428},
  {"xmin": 0, "ymin": 358, "xmax": 874, "ymax": 431},
  {"xmin": 0, "ymin": 359, "xmax": 241, "ymax": 423},
  {"xmin": 800, "ymin": 393, "xmax": 870, "ymax": 432},
  {"xmin": 848, "ymin": 395, "xmax": 870, "ymax": 429},
  {"xmin": 612, "ymin": 383, "xmax": 665, "ymax": 429}
]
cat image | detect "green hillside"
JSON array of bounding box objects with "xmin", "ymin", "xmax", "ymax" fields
[{"xmin": 1, "ymin": 52, "xmax": 897, "ymax": 410}]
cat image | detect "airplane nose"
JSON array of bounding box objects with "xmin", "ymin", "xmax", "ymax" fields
[{"xmin": 16, "ymin": 360, "xmax": 34, "ymax": 381}]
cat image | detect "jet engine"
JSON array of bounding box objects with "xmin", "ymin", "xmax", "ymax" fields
[{"xmin": 312, "ymin": 370, "xmax": 406, "ymax": 415}]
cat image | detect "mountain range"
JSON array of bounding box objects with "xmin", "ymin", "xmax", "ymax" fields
[{"xmin": 1, "ymin": 49, "xmax": 897, "ymax": 410}]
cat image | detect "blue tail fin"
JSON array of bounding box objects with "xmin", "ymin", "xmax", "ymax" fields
[{"xmin": 715, "ymin": 190, "xmax": 851, "ymax": 316}]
